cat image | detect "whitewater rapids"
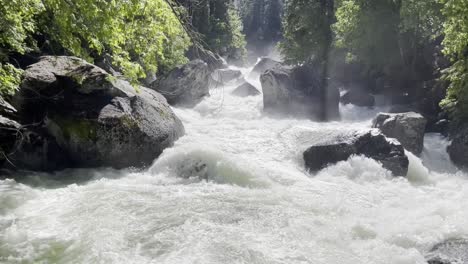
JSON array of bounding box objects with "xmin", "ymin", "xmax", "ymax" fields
[{"xmin": 0, "ymin": 66, "xmax": 467, "ymax": 264}]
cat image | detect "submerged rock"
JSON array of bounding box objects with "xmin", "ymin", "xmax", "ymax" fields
[
  {"xmin": 231, "ymin": 82, "xmax": 261, "ymax": 97},
  {"xmin": 303, "ymin": 129, "xmax": 409, "ymax": 176},
  {"xmin": 14, "ymin": 56, "xmax": 184, "ymax": 170},
  {"xmin": 372, "ymin": 112, "xmax": 427, "ymax": 155},
  {"xmin": 260, "ymin": 64, "xmax": 340, "ymax": 120},
  {"xmin": 426, "ymin": 239, "xmax": 468, "ymax": 264},
  {"xmin": 151, "ymin": 60, "xmax": 211, "ymax": 106},
  {"xmin": 447, "ymin": 126, "xmax": 468, "ymax": 170},
  {"xmin": 340, "ymin": 90, "xmax": 375, "ymax": 107},
  {"xmin": 249, "ymin": 57, "xmax": 282, "ymax": 78}
]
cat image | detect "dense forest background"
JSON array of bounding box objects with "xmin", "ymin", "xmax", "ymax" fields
[{"xmin": 1, "ymin": 0, "xmax": 467, "ymax": 124}]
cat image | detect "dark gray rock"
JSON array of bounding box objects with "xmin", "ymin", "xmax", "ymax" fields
[
  {"xmin": 260, "ymin": 64, "xmax": 340, "ymax": 120},
  {"xmin": 340, "ymin": 90, "xmax": 375, "ymax": 107},
  {"xmin": 187, "ymin": 46, "xmax": 226, "ymax": 70},
  {"xmin": 372, "ymin": 112, "xmax": 427, "ymax": 155},
  {"xmin": 427, "ymin": 119, "xmax": 449, "ymax": 136},
  {"xmin": 447, "ymin": 126, "xmax": 468, "ymax": 170},
  {"xmin": 5, "ymin": 127, "xmax": 70, "ymax": 171},
  {"xmin": 0, "ymin": 97, "xmax": 17, "ymax": 118},
  {"xmin": 232, "ymin": 82, "xmax": 260, "ymax": 97},
  {"xmin": 150, "ymin": 60, "xmax": 211, "ymax": 106},
  {"xmin": 426, "ymin": 239, "xmax": 468, "ymax": 264},
  {"xmin": 249, "ymin": 58, "xmax": 282, "ymax": 78},
  {"xmin": 14, "ymin": 56, "xmax": 184, "ymax": 170},
  {"xmin": 303, "ymin": 129, "xmax": 409, "ymax": 176},
  {"xmin": 0, "ymin": 116, "xmax": 21, "ymax": 164},
  {"xmin": 211, "ymin": 68, "xmax": 243, "ymax": 84}
]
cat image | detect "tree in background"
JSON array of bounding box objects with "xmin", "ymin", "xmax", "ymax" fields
[
  {"xmin": 240, "ymin": 0, "xmax": 283, "ymax": 57},
  {"xmin": 279, "ymin": 0, "xmax": 334, "ymax": 65},
  {"xmin": 177, "ymin": 0, "xmax": 246, "ymax": 62}
]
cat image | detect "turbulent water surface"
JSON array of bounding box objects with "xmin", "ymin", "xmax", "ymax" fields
[{"xmin": 1, "ymin": 65, "xmax": 468, "ymax": 264}]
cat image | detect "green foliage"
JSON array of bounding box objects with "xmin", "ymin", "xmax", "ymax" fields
[
  {"xmin": 0, "ymin": 63, "xmax": 23, "ymax": 95},
  {"xmin": 279, "ymin": 0, "xmax": 333, "ymax": 65},
  {"xmin": 333, "ymin": 0, "xmax": 404, "ymax": 76},
  {"xmin": 0, "ymin": 0, "xmax": 43, "ymax": 95},
  {"xmin": 204, "ymin": 2, "xmax": 246, "ymax": 60},
  {"xmin": 41, "ymin": 0, "xmax": 190, "ymax": 84},
  {"xmin": 439, "ymin": 0, "xmax": 468, "ymax": 121},
  {"xmin": 0, "ymin": 0, "xmax": 44, "ymax": 54},
  {"xmin": 0, "ymin": 0, "xmax": 191, "ymax": 94}
]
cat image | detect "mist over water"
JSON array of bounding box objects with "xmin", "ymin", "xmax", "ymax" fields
[{"xmin": 1, "ymin": 65, "xmax": 468, "ymax": 264}]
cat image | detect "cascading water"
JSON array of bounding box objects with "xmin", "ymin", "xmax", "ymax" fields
[{"xmin": 1, "ymin": 64, "xmax": 467, "ymax": 264}]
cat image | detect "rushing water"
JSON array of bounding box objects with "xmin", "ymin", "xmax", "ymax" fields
[{"xmin": 1, "ymin": 65, "xmax": 467, "ymax": 264}]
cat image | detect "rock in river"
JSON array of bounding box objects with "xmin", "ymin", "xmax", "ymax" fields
[
  {"xmin": 150, "ymin": 59, "xmax": 211, "ymax": 106},
  {"xmin": 232, "ymin": 82, "xmax": 261, "ymax": 97},
  {"xmin": 14, "ymin": 56, "xmax": 184, "ymax": 170},
  {"xmin": 303, "ymin": 129, "xmax": 409, "ymax": 176},
  {"xmin": 260, "ymin": 64, "xmax": 340, "ymax": 120},
  {"xmin": 372, "ymin": 112, "xmax": 427, "ymax": 155}
]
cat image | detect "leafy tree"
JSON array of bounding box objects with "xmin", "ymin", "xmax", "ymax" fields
[
  {"xmin": 41, "ymin": 0, "xmax": 190, "ymax": 84},
  {"xmin": 279, "ymin": 0, "xmax": 334, "ymax": 65},
  {"xmin": 439, "ymin": 0, "xmax": 468, "ymax": 121},
  {"xmin": 0, "ymin": 0, "xmax": 44, "ymax": 95},
  {"xmin": 178, "ymin": 0, "xmax": 246, "ymax": 61}
]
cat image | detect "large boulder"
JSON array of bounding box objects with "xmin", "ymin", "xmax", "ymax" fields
[
  {"xmin": 231, "ymin": 82, "xmax": 260, "ymax": 97},
  {"xmin": 14, "ymin": 56, "xmax": 184, "ymax": 170},
  {"xmin": 426, "ymin": 239, "xmax": 468, "ymax": 264},
  {"xmin": 150, "ymin": 60, "xmax": 211, "ymax": 106},
  {"xmin": 303, "ymin": 129, "xmax": 409, "ymax": 176},
  {"xmin": 340, "ymin": 90, "xmax": 375, "ymax": 107},
  {"xmin": 372, "ymin": 112, "xmax": 427, "ymax": 155},
  {"xmin": 260, "ymin": 64, "xmax": 340, "ymax": 120},
  {"xmin": 447, "ymin": 126, "xmax": 468, "ymax": 169},
  {"xmin": 249, "ymin": 58, "xmax": 282, "ymax": 78}
]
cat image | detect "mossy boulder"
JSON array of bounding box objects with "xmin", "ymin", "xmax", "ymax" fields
[{"xmin": 13, "ymin": 56, "xmax": 184, "ymax": 170}]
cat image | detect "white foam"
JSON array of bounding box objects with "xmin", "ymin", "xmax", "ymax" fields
[{"xmin": 1, "ymin": 64, "xmax": 467, "ymax": 264}]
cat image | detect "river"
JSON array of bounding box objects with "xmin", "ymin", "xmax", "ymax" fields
[{"xmin": 0, "ymin": 65, "xmax": 467, "ymax": 264}]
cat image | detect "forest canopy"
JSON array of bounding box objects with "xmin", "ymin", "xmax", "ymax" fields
[
  {"xmin": 0, "ymin": 0, "xmax": 250, "ymax": 94},
  {"xmin": 280, "ymin": 0, "xmax": 468, "ymax": 123}
]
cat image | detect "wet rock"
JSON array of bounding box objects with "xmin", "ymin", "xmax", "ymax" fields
[
  {"xmin": 14, "ymin": 56, "xmax": 184, "ymax": 170},
  {"xmin": 249, "ymin": 57, "xmax": 282, "ymax": 78},
  {"xmin": 211, "ymin": 68, "xmax": 243, "ymax": 84},
  {"xmin": 0, "ymin": 116, "xmax": 21, "ymax": 165},
  {"xmin": 260, "ymin": 64, "xmax": 340, "ymax": 120},
  {"xmin": 5, "ymin": 127, "xmax": 70, "ymax": 171},
  {"xmin": 0, "ymin": 97, "xmax": 17, "ymax": 118},
  {"xmin": 372, "ymin": 112, "xmax": 427, "ymax": 155},
  {"xmin": 303, "ymin": 129, "xmax": 409, "ymax": 176},
  {"xmin": 340, "ymin": 90, "xmax": 375, "ymax": 107},
  {"xmin": 427, "ymin": 119, "xmax": 449, "ymax": 136},
  {"xmin": 232, "ymin": 82, "xmax": 260, "ymax": 97},
  {"xmin": 426, "ymin": 239, "xmax": 468, "ymax": 264},
  {"xmin": 187, "ymin": 46, "xmax": 226, "ymax": 70},
  {"xmin": 447, "ymin": 126, "xmax": 468, "ymax": 170},
  {"xmin": 150, "ymin": 60, "xmax": 211, "ymax": 106}
]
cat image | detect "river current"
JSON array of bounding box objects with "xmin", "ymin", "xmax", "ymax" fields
[{"xmin": 0, "ymin": 65, "xmax": 467, "ymax": 264}]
